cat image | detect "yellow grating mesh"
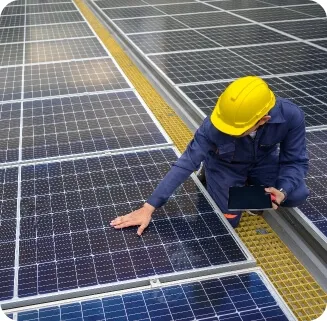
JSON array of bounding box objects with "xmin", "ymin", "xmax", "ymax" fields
[{"xmin": 75, "ymin": 1, "xmax": 327, "ymax": 320}]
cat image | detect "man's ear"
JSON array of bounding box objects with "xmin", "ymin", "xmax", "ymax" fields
[{"xmin": 259, "ymin": 115, "xmax": 271, "ymax": 125}]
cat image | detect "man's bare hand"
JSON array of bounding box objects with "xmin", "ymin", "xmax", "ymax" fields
[
  {"xmin": 265, "ymin": 187, "xmax": 285, "ymax": 210},
  {"xmin": 110, "ymin": 203, "xmax": 155, "ymax": 236}
]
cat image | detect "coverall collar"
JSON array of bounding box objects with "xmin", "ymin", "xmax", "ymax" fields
[{"xmin": 267, "ymin": 98, "xmax": 286, "ymax": 124}]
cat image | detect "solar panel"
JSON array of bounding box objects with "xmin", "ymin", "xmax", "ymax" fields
[
  {"xmin": 153, "ymin": 3, "xmax": 218, "ymax": 15},
  {"xmin": 0, "ymin": 102, "xmax": 20, "ymax": 163},
  {"xmin": 149, "ymin": 49, "xmax": 267, "ymax": 85},
  {"xmin": 288, "ymin": 4, "xmax": 326, "ymax": 18},
  {"xmin": 197, "ymin": 24, "xmax": 293, "ymax": 47},
  {"xmin": 172, "ymin": 11, "xmax": 249, "ymax": 28},
  {"xmin": 0, "ymin": 43, "xmax": 24, "ymax": 67},
  {"xmin": 311, "ymin": 39, "xmax": 327, "ymax": 49},
  {"xmin": 232, "ymin": 42, "xmax": 327, "ymax": 75},
  {"xmin": 25, "ymin": 3, "xmax": 78, "ymax": 14},
  {"xmin": 144, "ymin": 0, "xmax": 198, "ymax": 4},
  {"xmin": 26, "ymin": 0, "xmax": 72, "ymax": 4},
  {"xmin": 103, "ymin": 6, "xmax": 165, "ymax": 20},
  {"xmin": 0, "ymin": 15, "xmax": 25, "ymax": 28},
  {"xmin": 13, "ymin": 148, "xmax": 251, "ymax": 303},
  {"xmin": 0, "ymin": 66, "xmax": 22, "ymax": 102},
  {"xmin": 0, "ymin": 167, "xmax": 19, "ymax": 302},
  {"xmin": 267, "ymin": 19, "xmax": 327, "ymax": 40},
  {"xmin": 258, "ymin": 0, "xmax": 314, "ymax": 5},
  {"xmin": 235, "ymin": 7, "xmax": 314, "ymax": 22},
  {"xmin": 25, "ymin": 12, "xmax": 84, "ymax": 26},
  {"xmin": 25, "ymin": 22, "xmax": 95, "ymax": 42},
  {"xmin": 0, "ymin": 26, "xmax": 24, "ymax": 44},
  {"xmin": 1, "ymin": 5, "xmax": 25, "ymax": 16},
  {"xmin": 24, "ymin": 38, "xmax": 108, "ymax": 64},
  {"xmin": 296, "ymin": 130, "xmax": 327, "ymax": 244},
  {"xmin": 206, "ymin": 0, "xmax": 275, "ymax": 10},
  {"xmin": 15, "ymin": 270, "xmax": 295, "ymax": 321},
  {"xmin": 113, "ymin": 16, "xmax": 187, "ymax": 34},
  {"xmin": 129, "ymin": 29, "xmax": 219, "ymax": 54},
  {"xmin": 22, "ymin": 91, "xmax": 169, "ymax": 161},
  {"xmin": 23, "ymin": 58, "xmax": 130, "ymax": 99},
  {"xmin": 94, "ymin": 0, "xmax": 148, "ymax": 9}
]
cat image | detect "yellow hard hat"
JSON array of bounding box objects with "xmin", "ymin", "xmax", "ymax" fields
[{"xmin": 210, "ymin": 76, "xmax": 276, "ymax": 136}]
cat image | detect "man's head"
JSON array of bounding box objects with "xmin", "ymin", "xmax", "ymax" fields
[{"xmin": 210, "ymin": 76, "xmax": 276, "ymax": 137}]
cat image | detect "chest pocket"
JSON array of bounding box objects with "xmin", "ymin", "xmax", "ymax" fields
[{"xmin": 216, "ymin": 142, "xmax": 235, "ymax": 163}]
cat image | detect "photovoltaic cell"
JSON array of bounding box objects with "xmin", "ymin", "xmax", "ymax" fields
[
  {"xmin": 298, "ymin": 130, "xmax": 327, "ymax": 238},
  {"xmin": 25, "ymin": 3, "xmax": 77, "ymax": 14},
  {"xmin": 26, "ymin": 11, "xmax": 84, "ymax": 25},
  {"xmin": 0, "ymin": 167, "xmax": 19, "ymax": 302},
  {"xmin": 16, "ymin": 271, "xmax": 292, "ymax": 321},
  {"xmin": 26, "ymin": 0, "xmax": 72, "ymax": 4},
  {"xmin": 17, "ymin": 148, "xmax": 248, "ymax": 299},
  {"xmin": 25, "ymin": 22, "xmax": 95, "ymax": 42},
  {"xmin": 0, "ymin": 43, "xmax": 24, "ymax": 66},
  {"xmin": 0, "ymin": 15, "xmax": 25, "ymax": 28},
  {"xmin": 267, "ymin": 19, "xmax": 327, "ymax": 40},
  {"xmin": 103, "ymin": 6, "xmax": 165, "ymax": 19},
  {"xmin": 113, "ymin": 16, "xmax": 187, "ymax": 34},
  {"xmin": 24, "ymin": 38, "xmax": 108, "ymax": 64},
  {"xmin": 311, "ymin": 39, "xmax": 327, "ymax": 49},
  {"xmin": 22, "ymin": 91, "xmax": 168, "ymax": 161},
  {"xmin": 144, "ymin": 0, "xmax": 198, "ymax": 3},
  {"xmin": 0, "ymin": 26, "xmax": 24, "ymax": 44},
  {"xmin": 23, "ymin": 58, "xmax": 130, "ymax": 99},
  {"xmin": 207, "ymin": 0, "xmax": 275, "ymax": 10},
  {"xmin": 149, "ymin": 49, "xmax": 267, "ymax": 84},
  {"xmin": 288, "ymin": 4, "xmax": 326, "ymax": 18},
  {"xmin": 259, "ymin": 0, "xmax": 314, "ymax": 5},
  {"xmin": 234, "ymin": 7, "xmax": 313, "ymax": 22},
  {"xmin": 232, "ymin": 42, "xmax": 327, "ymax": 75},
  {"xmin": 0, "ymin": 102, "xmax": 20, "ymax": 163},
  {"xmin": 129, "ymin": 29, "xmax": 219, "ymax": 54},
  {"xmin": 153, "ymin": 2, "xmax": 219, "ymax": 15},
  {"xmin": 94, "ymin": 0, "xmax": 148, "ymax": 8},
  {"xmin": 197, "ymin": 24, "xmax": 292, "ymax": 47},
  {"xmin": 172, "ymin": 11, "xmax": 248, "ymax": 28},
  {"xmin": 0, "ymin": 66, "xmax": 22, "ymax": 102},
  {"xmin": 1, "ymin": 5, "xmax": 25, "ymax": 15}
]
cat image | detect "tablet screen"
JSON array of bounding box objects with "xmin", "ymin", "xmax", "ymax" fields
[{"xmin": 228, "ymin": 185, "xmax": 273, "ymax": 211}]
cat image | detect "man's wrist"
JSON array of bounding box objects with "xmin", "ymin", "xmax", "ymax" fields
[
  {"xmin": 143, "ymin": 202, "xmax": 155, "ymax": 214},
  {"xmin": 279, "ymin": 188, "xmax": 287, "ymax": 203}
]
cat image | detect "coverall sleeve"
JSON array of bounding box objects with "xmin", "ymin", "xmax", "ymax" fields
[
  {"xmin": 276, "ymin": 109, "xmax": 309, "ymax": 195},
  {"xmin": 147, "ymin": 121, "xmax": 214, "ymax": 208}
]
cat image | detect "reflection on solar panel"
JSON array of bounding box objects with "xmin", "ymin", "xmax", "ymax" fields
[
  {"xmin": 0, "ymin": 66, "xmax": 22, "ymax": 102},
  {"xmin": 0, "ymin": 27, "xmax": 24, "ymax": 44},
  {"xmin": 16, "ymin": 270, "xmax": 294, "ymax": 321},
  {"xmin": 25, "ymin": 11, "xmax": 84, "ymax": 25},
  {"xmin": 0, "ymin": 43, "xmax": 24, "ymax": 67},
  {"xmin": 297, "ymin": 130, "xmax": 327, "ymax": 240},
  {"xmin": 22, "ymin": 91, "xmax": 168, "ymax": 161},
  {"xmin": 25, "ymin": 22, "xmax": 94, "ymax": 42},
  {"xmin": 149, "ymin": 49, "xmax": 267, "ymax": 84},
  {"xmin": 179, "ymin": 76, "xmax": 327, "ymax": 126},
  {"xmin": 24, "ymin": 38, "xmax": 108, "ymax": 64},
  {"xmin": 15, "ymin": 148, "xmax": 249, "ymax": 301},
  {"xmin": 24, "ymin": 58, "xmax": 130, "ymax": 99},
  {"xmin": 25, "ymin": 3, "xmax": 77, "ymax": 14},
  {"xmin": 0, "ymin": 167, "xmax": 18, "ymax": 302},
  {"xmin": 129, "ymin": 29, "xmax": 219, "ymax": 54}
]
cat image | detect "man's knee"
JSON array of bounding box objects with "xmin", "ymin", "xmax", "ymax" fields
[{"xmin": 283, "ymin": 184, "xmax": 309, "ymax": 208}]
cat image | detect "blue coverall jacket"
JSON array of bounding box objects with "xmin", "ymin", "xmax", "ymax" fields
[{"xmin": 147, "ymin": 97, "xmax": 310, "ymax": 227}]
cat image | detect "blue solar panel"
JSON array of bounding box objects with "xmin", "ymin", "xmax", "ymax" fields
[
  {"xmin": 297, "ymin": 130, "xmax": 327, "ymax": 240},
  {"xmin": 0, "ymin": 167, "xmax": 19, "ymax": 302},
  {"xmin": 14, "ymin": 148, "xmax": 250, "ymax": 302},
  {"xmin": 16, "ymin": 271, "xmax": 293, "ymax": 321}
]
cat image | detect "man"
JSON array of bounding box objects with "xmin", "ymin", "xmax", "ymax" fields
[{"xmin": 111, "ymin": 76, "xmax": 309, "ymax": 234}]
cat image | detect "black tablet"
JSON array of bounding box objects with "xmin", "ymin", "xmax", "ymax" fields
[{"xmin": 228, "ymin": 185, "xmax": 273, "ymax": 211}]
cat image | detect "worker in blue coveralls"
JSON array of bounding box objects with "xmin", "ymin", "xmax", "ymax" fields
[{"xmin": 111, "ymin": 76, "xmax": 309, "ymax": 234}]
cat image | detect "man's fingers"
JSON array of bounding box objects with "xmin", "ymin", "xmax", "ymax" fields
[
  {"xmin": 110, "ymin": 216, "xmax": 127, "ymax": 226},
  {"xmin": 137, "ymin": 224, "xmax": 147, "ymax": 236},
  {"xmin": 113, "ymin": 222, "xmax": 133, "ymax": 229}
]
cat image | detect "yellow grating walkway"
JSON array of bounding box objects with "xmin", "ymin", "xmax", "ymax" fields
[{"xmin": 76, "ymin": 1, "xmax": 327, "ymax": 320}]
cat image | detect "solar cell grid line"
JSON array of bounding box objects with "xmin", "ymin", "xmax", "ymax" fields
[
  {"xmin": 25, "ymin": 2, "xmax": 77, "ymax": 14},
  {"xmin": 231, "ymin": 42, "xmax": 327, "ymax": 75},
  {"xmin": 0, "ymin": 26, "xmax": 24, "ymax": 44},
  {"xmin": 94, "ymin": 0, "xmax": 149, "ymax": 9},
  {"xmin": 153, "ymin": 2, "xmax": 219, "ymax": 15},
  {"xmin": 311, "ymin": 39, "xmax": 327, "ymax": 49},
  {"xmin": 144, "ymin": 0, "xmax": 198, "ymax": 4},
  {"xmin": 25, "ymin": 11, "xmax": 84, "ymax": 26},
  {"xmin": 24, "ymin": 38, "xmax": 108, "ymax": 64},
  {"xmin": 23, "ymin": 58, "xmax": 131, "ymax": 100},
  {"xmin": 0, "ymin": 166, "xmax": 19, "ymax": 302},
  {"xmin": 25, "ymin": 0, "xmax": 73, "ymax": 4},
  {"xmin": 1, "ymin": 5, "xmax": 25, "ymax": 15},
  {"xmin": 0, "ymin": 15, "xmax": 25, "ymax": 28},
  {"xmin": 103, "ymin": 6, "xmax": 166, "ymax": 20},
  {"xmin": 13, "ymin": 269, "xmax": 296, "ymax": 321},
  {"xmin": 148, "ymin": 49, "xmax": 269, "ymax": 85},
  {"xmin": 13, "ymin": 147, "xmax": 252, "ymax": 304},
  {"xmin": 21, "ymin": 91, "xmax": 169, "ymax": 161},
  {"xmin": 128, "ymin": 29, "xmax": 219, "ymax": 54},
  {"xmin": 256, "ymin": 0, "xmax": 314, "ymax": 5},
  {"xmin": 286, "ymin": 4, "xmax": 327, "ymax": 18},
  {"xmin": 0, "ymin": 66, "xmax": 22, "ymax": 102},
  {"xmin": 25, "ymin": 22, "xmax": 95, "ymax": 42},
  {"xmin": 267, "ymin": 18, "xmax": 327, "ymax": 40},
  {"xmin": 0, "ymin": 43, "xmax": 24, "ymax": 67},
  {"xmin": 203, "ymin": 0, "xmax": 275, "ymax": 10}
]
